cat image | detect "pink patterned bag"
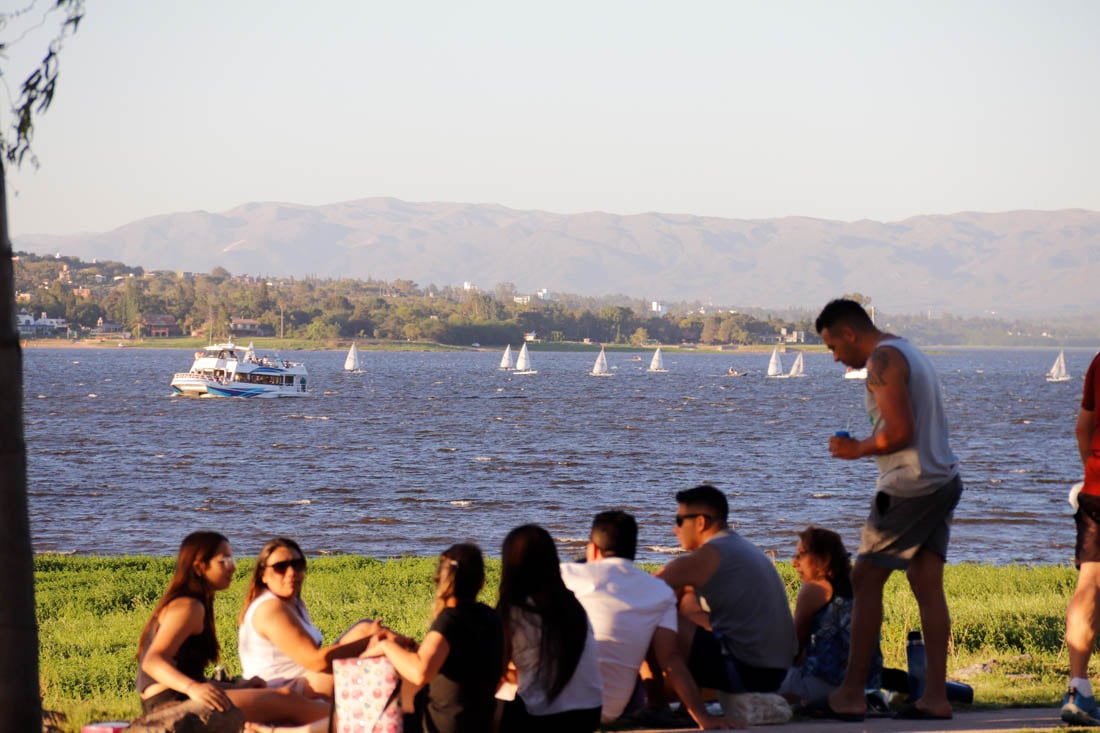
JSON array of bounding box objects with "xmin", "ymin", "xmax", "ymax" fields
[{"xmin": 332, "ymin": 657, "xmax": 403, "ymax": 733}]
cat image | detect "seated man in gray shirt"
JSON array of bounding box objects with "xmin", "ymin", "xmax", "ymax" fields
[{"xmin": 657, "ymin": 484, "xmax": 797, "ymax": 694}]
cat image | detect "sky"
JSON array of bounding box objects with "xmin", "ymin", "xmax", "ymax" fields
[{"xmin": 2, "ymin": 0, "xmax": 1099, "ymax": 236}]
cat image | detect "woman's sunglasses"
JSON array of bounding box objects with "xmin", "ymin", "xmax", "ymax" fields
[{"xmin": 266, "ymin": 557, "xmax": 307, "ymax": 575}]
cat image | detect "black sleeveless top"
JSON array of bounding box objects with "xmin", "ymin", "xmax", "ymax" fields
[{"xmin": 136, "ymin": 618, "xmax": 214, "ymax": 695}]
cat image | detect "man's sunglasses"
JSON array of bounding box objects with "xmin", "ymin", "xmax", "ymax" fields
[{"xmin": 675, "ymin": 513, "xmax": 714, "ymax": 527}]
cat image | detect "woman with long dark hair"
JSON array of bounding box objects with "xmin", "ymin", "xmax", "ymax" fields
[
  {"xmin": 779, "ymin": 525, "xmax": 881, "ymax": 707},
  {"xmin": 237, "ymin": 537, "xmax": 380, "ymax": 698},
  {"xmin": 136, "ymin": 531, "xmax": 329, "ymax": 724},
  {"xmin": 497, "ymin": 524, "xmax": 602, "ymax": 732},
  {"xmin": 368, "ymin": 543, "xmax": 502, "ymax": 733}
]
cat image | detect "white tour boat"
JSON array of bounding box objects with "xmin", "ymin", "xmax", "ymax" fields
[{"xmin": 170, "ymin": 342, "xmax": 309, "ymax": 398}]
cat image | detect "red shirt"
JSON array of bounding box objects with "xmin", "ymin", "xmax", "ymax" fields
[{"xmin": 1084, "ymin": 353, "xmax": 1100, "ymax": 494}]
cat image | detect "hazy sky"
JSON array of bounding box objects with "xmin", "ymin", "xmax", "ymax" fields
[{"xmin": 3, "ymin": 0, "xmax": 1099, "ymax": 236}]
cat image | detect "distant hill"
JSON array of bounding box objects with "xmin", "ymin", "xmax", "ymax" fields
[{"xmin": 15, "ymin": 199, "xmax": 1100, "ymax": 316}]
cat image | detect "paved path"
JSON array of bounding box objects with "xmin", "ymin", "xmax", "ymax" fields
[{"xmin": 630, "ymin": 706, "xmax": 1068, "ymax": 732}]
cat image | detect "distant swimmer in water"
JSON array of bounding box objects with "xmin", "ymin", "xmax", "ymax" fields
[{"xmin": 727, "ymin": 367, "xmax": 743, "ymax": 377}]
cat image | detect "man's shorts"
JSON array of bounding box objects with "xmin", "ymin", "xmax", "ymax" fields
[
  {"xmin": 858, "ymin": 474, "xmax": 963, "ymax": 570},
  {"xmin": 1074, "ymin": 493, "xmax": 1100, "ymax": 567},
  {"xmin": 687, "ymin": 627, "xmax": 787, "ymax": 693}
]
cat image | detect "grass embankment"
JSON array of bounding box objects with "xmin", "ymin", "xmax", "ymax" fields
[{"xmin": 39, "ymin": 557, "xmax": 1070, "ymax": 730}]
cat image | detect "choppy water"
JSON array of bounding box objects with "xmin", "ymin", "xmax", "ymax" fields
[{"xmin": 22, "ymin": 346, "xmax": 1093, "ymax": 565}]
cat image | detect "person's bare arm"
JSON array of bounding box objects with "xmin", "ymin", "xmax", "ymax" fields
[
  {"xmin": 142, "ymin": 598, "xmax": 232, "ymax": 712},
  {"xmin": 791, "ymin": 581, "xmax": 829, "ymax": 657},
  {"xmin": 1077, "ymin": 408, "xmax": 1095, "ymax": 468},
  {"xmin": 651, "ymin": 627, "xmax": 745, "ymax": 729},
  {"xmin": 655, "ymin": 545, "xmax": 719, "ymax": 592},
  {"xmin": 252, "ymin": 599, "xmax": 375, "ymax": 673},
  {"xmin": 368, "ymin": 630, "xmax": 449, "ymax": 687},
  {"xmin": 830, "ymin": 345, "xmax": 913, "ymax": 460}
]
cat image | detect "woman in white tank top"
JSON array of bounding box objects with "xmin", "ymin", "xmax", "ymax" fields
[{"xmin": 237, "ymin": 537, "xmax": 383, "ymax": 697}]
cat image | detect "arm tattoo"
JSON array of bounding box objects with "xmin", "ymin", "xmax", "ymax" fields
[{"xmin": 868, "ymin": 347, "xmax": 890, "ymax": 387}]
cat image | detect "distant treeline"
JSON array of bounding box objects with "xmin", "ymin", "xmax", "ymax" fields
[{"xmin": 13, "ymin": 252, "xmax": 1099, "ymax": 347}]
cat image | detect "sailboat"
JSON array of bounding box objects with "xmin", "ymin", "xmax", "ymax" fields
[
  {"xmin": 647, "ymin": 347, "xmax": 668, "ymax": 373},
  {"xmin": 766, "ymin": 347, "xmax": 785, "ymax": 378},
  {"xmin": 844, "ymin": 366, "xmax": 867, "ymax": 380},
  {"xmin": 591, "ymin": 346, "xmax": 612, "ymax": 376},
  {"xmin": 787, "ymin": 351, "xmax": 806, "ymax": 378},
  {"xmin": 344, "ymin": 343, "xmax": 363, "ymax": 373},
  {"xmin": 1047, "ymin": 350, "xmax": 1071, "ymax": 382},
  {"xmin": 499, "ymin": 344, "xmax": 514, "ymax": 371},
  {"xmin": 513, "ymin": 343, "xmax": 537, "ymax": 375}
]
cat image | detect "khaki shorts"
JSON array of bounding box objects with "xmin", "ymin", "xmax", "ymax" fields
[{"xmin": 857, "ymin": 475, "xmax": 963, "ymax": 570}]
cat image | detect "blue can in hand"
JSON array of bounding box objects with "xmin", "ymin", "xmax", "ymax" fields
[{"xmin": 834, "ymin": 430, "xmax": 851, "ymax": 438}]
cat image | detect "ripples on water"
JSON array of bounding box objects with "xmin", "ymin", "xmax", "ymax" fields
[{"xmin": 23, "ymin": 347, "xmax": 1092, "ymax": 565}]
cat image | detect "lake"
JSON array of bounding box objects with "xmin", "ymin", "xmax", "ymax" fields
[{"xmin": 21, "ymin": 345, "xmax": 1093, "ymax": 565}]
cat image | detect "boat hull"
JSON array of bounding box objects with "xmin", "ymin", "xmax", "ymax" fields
[
  {"xmin": 169, "ymin": 342, "xmax": 310, "ymax": 398},
  {"xmin": 170, "ymin": 373, "xmax": 308, "ymax": 398}
]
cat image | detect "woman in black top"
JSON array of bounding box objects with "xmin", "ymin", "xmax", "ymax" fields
[{"xmin": 368, "ymin": 543, "xmax": 503, "ymax": 733}]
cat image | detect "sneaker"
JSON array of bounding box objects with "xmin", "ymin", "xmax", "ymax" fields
[{"xmin": 1062, "ymin": 686, "xmax": 1100, "ymax": 726}]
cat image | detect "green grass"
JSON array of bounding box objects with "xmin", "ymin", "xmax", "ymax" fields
[{"xmin": 38, "ymin": 557, "xmax": 1070, "ymax": 730}]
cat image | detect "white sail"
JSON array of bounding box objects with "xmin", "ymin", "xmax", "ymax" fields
[
  {"xmin": 514, "ymin": 343, "xmax": 537, "ymax": 374},
  {"xmin": 499, "ymin": 344, "xmax": 514, "ymax": 370},
  {"xmin": 766, "ymin": 347, "xmax": 785, "ymax": 377},
  {"xmin": 647, "ymin": 347, "xmax": 667, "ymax": 373},
  {"xmin": 787, "ymin": 351, "xmax": 805, "ymax": 378},
  {"xmin": 1047, "ymin": 350, "xmax": 1071, "ymax": 382},
  {"xmin": 592, "ymin": 346, "xmax": 611, "ymax": 376},
  {"xmin": 344, "ymin": 343, "xmax": 362, "ymax": 372}
]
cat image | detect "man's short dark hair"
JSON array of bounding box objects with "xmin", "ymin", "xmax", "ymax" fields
[
  {"xmin": 590, "ymin": 510, "xmax": 638, "ymax": 560},
  {"xmin": 815, "ymin": 298, "xmax": 875, "ymax": 335},
  {"xmin": 674, "ymin": 484, "xmax": 729, "ymax": 526}
]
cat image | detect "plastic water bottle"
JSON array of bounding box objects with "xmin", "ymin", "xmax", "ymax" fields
[{"xmin": 906, "ymin": 630, "xmax": 926, "ymax": 700}]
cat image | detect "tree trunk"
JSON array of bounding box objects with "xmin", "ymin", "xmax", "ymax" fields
[{"xmin": 0, "ymin": 158, "xmax": 43, "ymax": 730}]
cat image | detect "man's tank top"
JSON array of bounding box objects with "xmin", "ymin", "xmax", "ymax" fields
[
  {"xmin": 864, "ymin": 337, "xmax": 959, "ymax": 497},
  {"xmin": 697, "ymin": 532, "xmax": 796, "ymax": 670}
]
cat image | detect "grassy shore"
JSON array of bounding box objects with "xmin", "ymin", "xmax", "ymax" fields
[{"xmin": 39, "ymin": 556, "xmax": 1070, "ymax": 729}]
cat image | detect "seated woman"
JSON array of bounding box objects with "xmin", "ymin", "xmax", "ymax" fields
[
  {"xmin": 497, "ymin": 524, "xmax": 603, "ymax": 733},
  {"xmin": 367, "ymin": 543, "xmax": 503, "ymax": 733},
  {"xmin": 136, "ymin": 531, "xmax": 329, "ymax": 725},
  {"xmin": 779, "ymin": 525, "xmax": 882, "ymax": 708},
  {"xmin": 238, "ymin": 537, "xmax": 382, "ymax": 697}
]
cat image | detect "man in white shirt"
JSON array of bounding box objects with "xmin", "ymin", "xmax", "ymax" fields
[{"xmin": 561, "ymin": 511, "xmax": 739, "ymax": 729}]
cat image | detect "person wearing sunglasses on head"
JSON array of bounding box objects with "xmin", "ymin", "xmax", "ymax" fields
[
  {"xmin": 238, "ymin": 537, "xmax": 391, "ymax": 698},
  {"xmin": 656, "ymin": 485, "xmax": 796, "ymax": 703}
]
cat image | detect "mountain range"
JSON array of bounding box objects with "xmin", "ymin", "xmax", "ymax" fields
[{"xmin": 15, "ymin": 198, "xmax": 1100, "ymax": 316}]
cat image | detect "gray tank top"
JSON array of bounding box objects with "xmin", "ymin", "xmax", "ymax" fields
[
  {"xmin": 864, "ymin": 337, "xmax": 959, "ymax": 497},
  {"xmin": 698, "ymin": 532, "xmax": 796, "ymax": 670}
]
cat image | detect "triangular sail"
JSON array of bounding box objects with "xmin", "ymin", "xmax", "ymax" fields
[
  {"xmin": 1047, "ymin": 350, "xmax": 1070, "ymax": 382},
  {"xmin": 344, "ymin": 343, "xmax": 361, "ymax": 371},
  {"xmin": 788, "ymin": 352, "xmax": 805, "ymax": 378},
  {"xmin": 647, "ymin": 347, "xmax": 666, "ymax": 372},
  {"xmin": 767, "ymin": 347, "xmax": 784, "ymax": 377},
  {"xmin": 514, "ymin": 343, "xmax": 536, "ymax": 374},
  {"xmin": 499, "ymin": 344, "xmax": 514, "ymax": 370},
  {"xmin": 592, "ymin": 346, "xmax": 610, "ymax": 376}
]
